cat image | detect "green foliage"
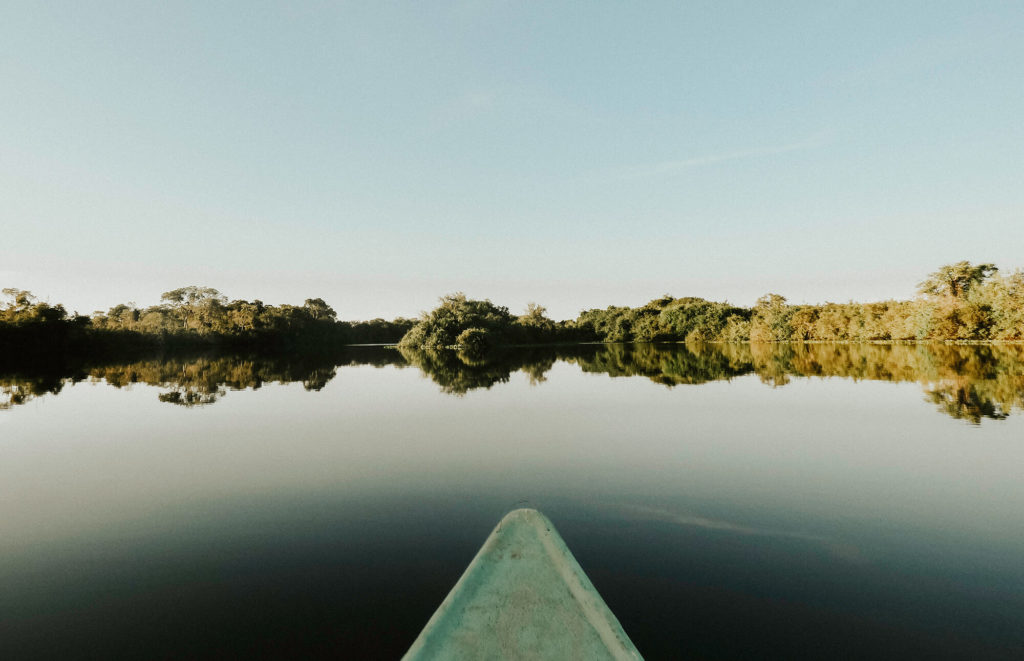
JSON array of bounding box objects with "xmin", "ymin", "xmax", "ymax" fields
[
  {"xmin": 1, "ymin": 288, "xmax": 68, "ymax": 324},
  {"xmin": 6, "ymin": 262, "xmax": 1024, "ymax": 357},
  {"xmin": 348, "ymin": 317, "xmax": 417, "ymax": 344},
  {"xmin": 570, "ymin": 263, "xmax": 1024, "ymax": 344},
  {"xmin": 659, "ymin": 298, "xmax": 749, "ymax": 342},
  {"xmin": 0, "ymin": 286, "xmax": 415, "ymax": 356},
  {"xmin": 750, "ymin": 294, "xmax": 792, "ymax": 342},
  {"xmin": 456, "ymin": 327, "xmax": 492, "ymax": 355},
  {"xmin": 87, "ymin": 288, "xmax": 349, "ymax": 349},
  {"xmin": 399, "ymin": 294, "xmax": 567, "ymax": 348},
  {"xmin": 577, "ymin": 296, "xmax": 751, "ymax": 344},
  {"xmin": 917, "ymin": 261, "xmax": 997, "ymax": 299}
]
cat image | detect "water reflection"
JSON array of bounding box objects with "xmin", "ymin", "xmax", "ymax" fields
[
  {"xmin": 402, "ymin": 343, "xmax": 1024, "ymax": 423},
  {"xmin": 0, "ymin": 373, "xmax": 64, "ymax": 410},
  {"xmin": 0, "ymin": 347, "xmax": 402, "ymax": 410},
  {"xmin": 3, "ymin": 343, "xmax": 1024, "ymax": 422},
  {"xmin": 3, "ymin": 343, "xmax": 1024, "ymax": 659},
  {"xmin": 397, "ymin": 345, "xmax": 585, "ymax": 395}
]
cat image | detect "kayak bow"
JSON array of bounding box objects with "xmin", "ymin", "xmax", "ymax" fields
[{"xmin": 403, "ymin": 508, "xmax": 643, "ymax": 660}]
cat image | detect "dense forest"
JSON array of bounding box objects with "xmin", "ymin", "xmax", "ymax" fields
[
  {"xmin": 3, "ymin": 262, "xmax": 1024, "ymax": 358},
  {"xmin": 574, "ymin": 261, "xmax": 1024, "ymax": 344},
  {"xmin": 0, "ymin": 285, "xmax": 414, "ymax": 357},
  {"xmin": 396, "ymin": 261, "xmax": 1024, "ymax": 348}
]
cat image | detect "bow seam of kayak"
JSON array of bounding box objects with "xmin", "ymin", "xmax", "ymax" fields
[{"xmin": 533, "ymin": 515, "xmax": 640, "ymax": 661}]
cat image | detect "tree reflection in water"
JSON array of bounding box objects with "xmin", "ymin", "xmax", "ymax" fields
[
  {"xmin": 0, "ymin": 347, "xmax": 402, "ymax": 410},
  {"xmin": 3, "ymin": 343, "xmax": 1024, "ymax": 422}
]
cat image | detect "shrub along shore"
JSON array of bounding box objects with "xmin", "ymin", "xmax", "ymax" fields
[{"xmin": 3, "ymin": 262, "xmax": 1023, "ymax": 357}]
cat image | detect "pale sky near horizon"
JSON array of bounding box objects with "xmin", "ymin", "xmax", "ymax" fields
[{"xmin": 2, "ymin": 2, "xmax": 1022, "ymax": 321}]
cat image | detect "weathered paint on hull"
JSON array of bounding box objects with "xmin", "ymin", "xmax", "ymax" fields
[{"xmin": 403, "ymin": 508, "xmax": 643, "ymax": 660}]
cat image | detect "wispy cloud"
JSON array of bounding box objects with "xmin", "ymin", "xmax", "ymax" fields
[{"xmin": 610, "ymin": 134, "xmax": 831, "ymax": 181}]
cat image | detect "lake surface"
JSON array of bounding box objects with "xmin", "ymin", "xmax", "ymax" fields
[{"xmin": 2, "ymin": 343, "xmax": 1024, "ymax": 659}]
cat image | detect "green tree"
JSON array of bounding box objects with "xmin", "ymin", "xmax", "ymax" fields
[
  {"xmin": 160, "ymin": 286, "xmax": 226, "ymax": 330},
  {"xmin": 398, "ymin": 293, "xmax": 516, "ymax": 348},
  {"xmin": 917, "ymin": 261, "xmax": 997, "ymax": 299},
  {"xmin": 750, "ymin": 294, "xmax": 792, "ymax": 342},
  {"xmin": 456, "ymin": 327, "xmax": 491, "ymax": 354},
  {"xmin": 2, "ymin": 288, "xmax": 36, "ymax": 311},
  {"xmin": 303, "ymin": 298, "xmax": 337, "ymax": 321}
]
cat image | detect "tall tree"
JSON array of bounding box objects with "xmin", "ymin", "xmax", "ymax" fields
[
  {"xmin": 160, "ymin": 286, "xmax": 226, "ymax": 330},
  {"xmin": 917, "ymin": 261, "xmax": 997, "ymax": 299},
  {"xmin": 2, "ymin": 288, "xmax": 36, "ymax": 310}
]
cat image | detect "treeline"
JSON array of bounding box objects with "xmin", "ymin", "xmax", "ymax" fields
[
  {"xmin": 0, "ymin": 286, "xmax": 415, "ymax": 357},
  {"xmin": 397, "ymin": 262, "xmax": 1024, "ymax": 348},
  {"xmin": 5, "ymin": 262, "xmax": 1024, "ymax": 358},
  {"xmin": 572, "ymin": 262, "xmax": 1024, "ymax": 343}
]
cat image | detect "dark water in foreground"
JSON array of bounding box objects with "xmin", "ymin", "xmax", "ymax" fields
[{"xmin": 2, "ymin": 343, "xmax": 1024, "ymax": 659}]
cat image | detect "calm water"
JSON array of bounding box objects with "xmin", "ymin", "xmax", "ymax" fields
[{"xmin": 2, "ymin": 343, "xmax": 1024, "ymax": 659}]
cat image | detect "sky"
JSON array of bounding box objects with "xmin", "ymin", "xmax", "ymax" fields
[{"xmin": 2, "ymin": 1, "xmax": 1022, "ymax": 321}]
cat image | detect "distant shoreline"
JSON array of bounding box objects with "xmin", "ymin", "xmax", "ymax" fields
[{"xmin": 4, "ymin": 262, "xmax": 1024, "ymax": 352}]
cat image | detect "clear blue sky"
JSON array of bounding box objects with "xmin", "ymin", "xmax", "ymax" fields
[{"xmin": 3, "ymin": 1, "xmax": 1022, "ymax": 320}]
